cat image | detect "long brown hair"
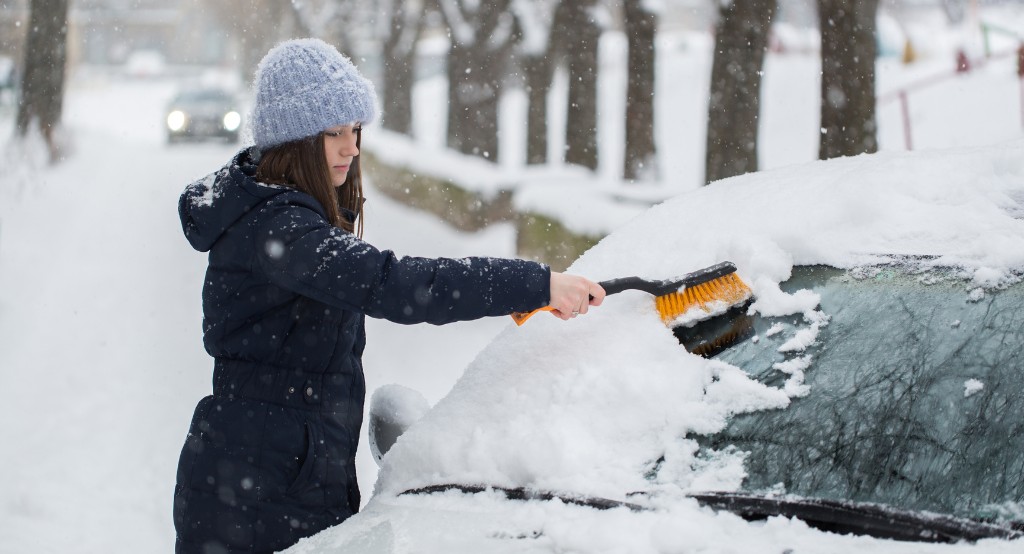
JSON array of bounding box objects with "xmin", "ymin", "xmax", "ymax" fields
[{"xmin": 255, "ymin": 131, "xmax": 365, "ymax": 237}]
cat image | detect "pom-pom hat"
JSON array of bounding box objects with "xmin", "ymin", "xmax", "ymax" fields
[{"xmin": 251, "ymin": 38, "xmax": 378, "ymax": 150}]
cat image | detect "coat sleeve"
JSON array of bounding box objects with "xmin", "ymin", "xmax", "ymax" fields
[{"xmin": 253, "ymin": 193, "xmax": 551, "ymax": 325}]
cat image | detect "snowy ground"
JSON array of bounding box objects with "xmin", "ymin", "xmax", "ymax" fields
[{"xmin": 2, "ymin": 8, "xmax": 1024, "ymax": 552}]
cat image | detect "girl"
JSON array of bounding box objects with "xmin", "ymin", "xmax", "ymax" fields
[{"xmin": 173, "ymin": 38, "xmax": 605, "ymax": 554}]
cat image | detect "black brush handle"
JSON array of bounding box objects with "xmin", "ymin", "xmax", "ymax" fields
[
  {"xmin": 596, "ymin": 262, "xmax": 738, "ymax": 298},
  {"xmin": 597, "ymin": 276, "xmax": 665, "ymax": 296}
]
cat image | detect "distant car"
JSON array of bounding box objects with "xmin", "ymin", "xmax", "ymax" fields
[
  {"xmin": 286, "ymin": 142, "xmax": 1024, "ymax": 553},
  {"xmin": 165, "ymin": 88, "xmax": 242, "ymax": 144}
]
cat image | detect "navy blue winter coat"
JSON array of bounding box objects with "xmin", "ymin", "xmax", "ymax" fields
[{"xmin": 173, "ymin": 148, "xmax": 550, "ymax": 554}]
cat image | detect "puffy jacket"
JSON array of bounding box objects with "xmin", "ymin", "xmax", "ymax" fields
[{"xmin": 173, "ymin": 148, "xmax": 550, "ymax": 553}]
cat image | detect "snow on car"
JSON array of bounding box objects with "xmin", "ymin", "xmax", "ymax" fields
[{"xmin": 285, "ymin": 140, "xmax": 1024, "ymax": 553}]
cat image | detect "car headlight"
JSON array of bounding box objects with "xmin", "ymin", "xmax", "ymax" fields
[
  {"xmin": 223, "ymin": 111, "xmax": 241, "ymax": 132},
  {"xmin": 167, "ymin": 110, "xmax": 186, "ymax": 131}
]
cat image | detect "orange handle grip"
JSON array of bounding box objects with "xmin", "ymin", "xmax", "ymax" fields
[{"xmin": 510, "ymin": 306, "xmax": 554, "ymax": 326}]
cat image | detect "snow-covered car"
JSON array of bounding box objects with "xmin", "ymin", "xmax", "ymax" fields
[
  {"xmin": 285, "ymin": 141, "xmax": 1024, "ymax": 553},
  {"xmin": 165, "ymin": 87, "xmax": 242, "ymax": 144}
]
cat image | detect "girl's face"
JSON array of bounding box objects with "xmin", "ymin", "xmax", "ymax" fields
[{"xmin": 323, "ymin": 124, "xmax": 361, "ymax": 187}]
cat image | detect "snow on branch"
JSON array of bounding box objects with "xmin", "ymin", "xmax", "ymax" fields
[
  {"xmin": 511, "ymin": 0, "xmax": 557, "ymax": 55},
  {"xmin": 488, "ymin": 12, "xmax": 516, "ymax": 51},
  {"xmin": 438, "ymin": 0, "xmax": 476, "ymax": 44}
]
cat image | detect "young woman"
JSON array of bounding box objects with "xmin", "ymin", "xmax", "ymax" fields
[{"xmin": 173, "ymin": 38, "xmax": 604, "ymax": 554}]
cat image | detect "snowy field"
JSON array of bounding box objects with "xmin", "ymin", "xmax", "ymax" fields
[{"xmin": 2, "ymin": 9, "xmax": 1024, "ymax": 552}]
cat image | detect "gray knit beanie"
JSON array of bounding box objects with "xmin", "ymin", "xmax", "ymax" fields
[{"xmin": 251, "ymin": 38, "xmax": 378, "ymax": 150}]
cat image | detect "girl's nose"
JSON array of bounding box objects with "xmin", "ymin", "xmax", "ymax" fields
[{"xmin": 343, "ymin": 135, "xmax": 359, "ymax": 156}]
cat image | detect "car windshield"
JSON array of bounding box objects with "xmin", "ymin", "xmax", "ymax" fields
[
  {"xmin": 174, "ymin": 89, "xmax": 233, "ymax": 104},
  {"xmin": 697, "ymin": 264, "xmax": 1024, "ymax": 525}
]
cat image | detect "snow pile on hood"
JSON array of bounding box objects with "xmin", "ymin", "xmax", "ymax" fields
[{"xmin": 373, "ymin": 140, "xmax": 1024, "ymax": 501}]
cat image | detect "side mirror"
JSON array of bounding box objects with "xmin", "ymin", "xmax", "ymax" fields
[{"xmin": 368, "ymin": 384, "xmax": 430, "ymax": 467}]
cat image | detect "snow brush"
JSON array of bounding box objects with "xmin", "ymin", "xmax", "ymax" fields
[{"xmin": 511, "ymin": 261, "xmax": 753, "ymax": 328}]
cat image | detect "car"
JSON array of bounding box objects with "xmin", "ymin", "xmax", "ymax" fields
[
  {"xmin": 284, "ymin": 141, "xmax": 1024, "ymax": 553},
  {"xmin": 165, "ymin": 88, "xmax": 242, "ymax": 144}
]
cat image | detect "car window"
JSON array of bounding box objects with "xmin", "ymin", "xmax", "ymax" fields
[
  {"xmin": 175, "ymin": 89, "xmax": 233, "ymax": 104},
  {"xmin": 698, "ymin": 265, "xmax": 1024, "ymax": 523}
]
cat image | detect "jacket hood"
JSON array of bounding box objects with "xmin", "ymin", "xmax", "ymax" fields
[{"xmin": 178, "ymin": 148, "xmax": 290, "ymax": 252}]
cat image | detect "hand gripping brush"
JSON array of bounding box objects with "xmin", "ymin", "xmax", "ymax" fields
[{"xmin": 511, "ymin": 261, "xmax": 756, "ymax": 357}]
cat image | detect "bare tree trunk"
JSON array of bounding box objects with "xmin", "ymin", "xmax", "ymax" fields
[
  {"xmin": 445, "ymin": 37, "xmax": 492, "ymax": 156},
  {"xmin": 16, "ymin": 0, "xmax": 69, "ymax": 163},
  {"xmin": 442, "ymin": 0, "xmax": 514, "ymax": 162},
  {"xmin": 382, "ymin": 0, "xmax": 424, "ymax": 135},
  {"xmin": 522, "ymin": 53, "xmax": 553, "ymax": 165},
  {"xmin": 818, "ymin": 0, "xmax": 879, "ymax": 160},
  {"xmin": 445, "ymin": 31, "xmax": 464, "ymax": 150},
  {"xmin": 704, "ymin": 0, "xmax": 777, "ymax": 185},
  {"xmin": 510, "ymin": 0, "xmax": 559, "ymax": 166},
  {"xmin": 623, "ymin": 0, "xmax": 658, "ymax": 181},
  {"xmin": 557, "ymin": 0, "xmax": 600, "ymax": 171}
]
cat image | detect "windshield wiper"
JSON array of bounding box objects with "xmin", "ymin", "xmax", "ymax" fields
[
  {"xmin": 401, "ymin": 484, "xmax": 644, "ymax": 511},
  {"xmin": 690, "ymin": 491, "xmax": 1023, "ymax": 543}
]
